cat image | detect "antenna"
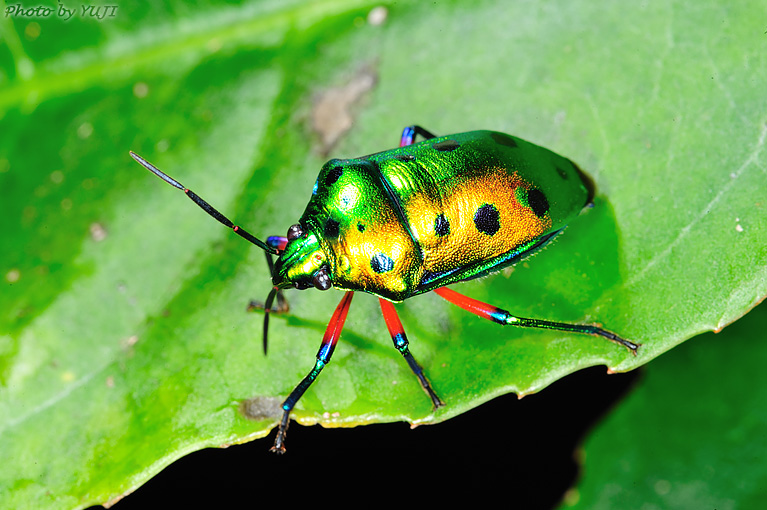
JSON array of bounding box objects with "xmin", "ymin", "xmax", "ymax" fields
[{"xmin": 130, "ymin": 151, "xmax": 278, "ymax": 255}]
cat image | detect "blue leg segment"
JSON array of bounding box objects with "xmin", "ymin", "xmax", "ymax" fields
[{"xmin": 400, "ymin": 125, "xmax": 438, "ymax": 147}]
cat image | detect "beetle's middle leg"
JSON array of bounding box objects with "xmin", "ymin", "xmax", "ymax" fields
[{"xmin": 379, "ymin": 298, "xmax": 444, "ymax": 409}]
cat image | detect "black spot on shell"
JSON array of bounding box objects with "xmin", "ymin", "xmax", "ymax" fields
[
  {"xmin": 324, "ymin": 218, "xmax": 340, "ymax": 238},
  {"xmin": 434, "ymin": 214, "xmax": 450, "ymax": 237},
  {"xmin": 357, "ymin": 223, "xmax": 365, "ymax": 232},
  {"xmin": 325, "ymin": 166, "xmax": 343, "ymax": 186},
  {"xmin": 527, "ymin": 189, "xmax": 549, "ymax": 218},
  {"xmin": 489, "ymin": 132, "xmax": 518, "ymax": 148},
  {"xmin": 432, "ymin": 139, "xmax": 460, "ymax": 152},
  {"xmin": 370, "ymin": 253, "xmax": 394, "ymax": 273},
  {"xmin": 556, "ymin": 166, "xmax": 569, "ymax": 180},
  {"xmin": 474, "ymin": 204, "xmax": 500, "ymax": 236}
]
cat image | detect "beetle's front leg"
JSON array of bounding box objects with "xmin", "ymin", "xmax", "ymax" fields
[
  {"xmin": 248, "ymin": 236, "xmax": 290, "ymax": 314},
  {"xmin": 271, "ymin": 291, "xmax": 355, "ymax": 454}
]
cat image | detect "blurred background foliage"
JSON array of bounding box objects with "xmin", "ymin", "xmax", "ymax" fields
[{"xmin": 1, "ymin": 0, "xmax": 765, "ymax": 508}]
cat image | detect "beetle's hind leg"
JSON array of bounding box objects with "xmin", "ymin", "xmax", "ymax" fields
[
  {"xmin": 400, "ymin": 125, "xmax": 438, "ymax": 147},
  {"xmin": 433, "ymin": 287, "xmax": 640, "ymax": 354},
  {"xmin": 379, "ymin": 298, "xmax": 445, "ymax": 409}
]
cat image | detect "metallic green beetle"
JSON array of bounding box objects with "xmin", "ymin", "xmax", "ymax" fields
[{"xmin": 130, "ymin": 125, "xmax": 638, "ymax": 453}]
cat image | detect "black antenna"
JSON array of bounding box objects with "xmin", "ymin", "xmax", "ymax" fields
[{"xmin": 130, "ymin": 151, "xmax": 278, "ymax": 255}]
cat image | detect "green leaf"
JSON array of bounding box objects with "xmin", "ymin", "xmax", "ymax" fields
[
  {"xmin": 564, "ymin": 300, "xmax": 767, "ymax": 509},
  {"xmin": 1, "ymin": 0, "xmax": 764, "ymax": 507}
]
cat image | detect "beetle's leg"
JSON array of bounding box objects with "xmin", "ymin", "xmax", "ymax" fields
[
  {"xmin": 400, "ymin": 125, "xmax": 438, "ymax": 147},
  {"xmin": 264, "ymin": 237, "xmax": 288, "ymax": 294},
  {"xmin": 266, "ymin": 236, "xmax": 288, "ymax": 253},
  {"xmin": 271, "ymin": 291, "xmax": 355, "ymax": 454},
  {"xmin": 247, "ymin": 236, "xmax": 290, "ymax": 354},
  {"xmin": 258, "ymin": 285, "xmax": 289, "ymax": 354},
  {"xmin": 248, "ymin": 281, "xmax": 288, "ymax": 313},
  {"xmin": 248, "ymin": 235, "xmax": 289, "ymax": 313},
  {"xmin": 433, "ymin": 287, "xmax": 639, "ymax": 354},
  {"xmin": 379, "ymin": 298, "xmax": 444, "ymax": 409}
]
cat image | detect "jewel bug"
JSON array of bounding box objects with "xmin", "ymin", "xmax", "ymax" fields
[{"xmin": 130, "ymin": 125, "xmax": 639, "ymax": 453}]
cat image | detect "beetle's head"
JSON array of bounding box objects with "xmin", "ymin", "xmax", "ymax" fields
[{"xmin": 272, "ymin": 223, "xmax": 332, "ymax": 291}]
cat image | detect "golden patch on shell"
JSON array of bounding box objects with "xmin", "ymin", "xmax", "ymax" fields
[
  {"xmin": 408, "ymin": 168, "xmax": 552, "ymax": 274},
  {"xmin": 331, "ymin": 200, "xmax": 418, "ymax": 295}
]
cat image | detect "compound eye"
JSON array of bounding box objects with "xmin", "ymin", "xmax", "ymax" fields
[
  {"xmin": 287, "ymin": 223, "xmax": 304, "ymax": 241},
  {"xmin": 312, "ymin": 268, "xmax": 332, "ymax": 291}
]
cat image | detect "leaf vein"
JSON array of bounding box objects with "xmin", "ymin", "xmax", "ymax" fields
[{"xmin": 627, "ymin": 121, "xmax": 767, "ymax": 286}]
